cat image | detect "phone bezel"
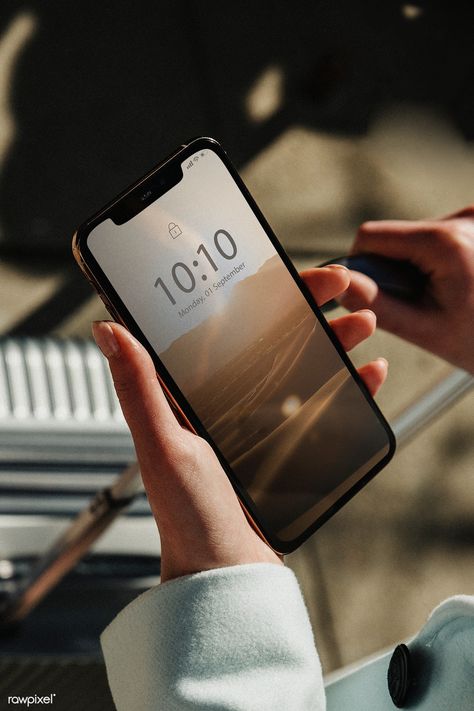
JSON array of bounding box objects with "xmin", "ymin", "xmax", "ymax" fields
[{"xmin": 72, "ymin": 136, "xmax": 396, "ymax": 554}]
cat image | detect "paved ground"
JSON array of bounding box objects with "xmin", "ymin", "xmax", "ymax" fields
[{"xmin": 0, "ymin": 93, "xmax": 473, "ymax": 674}]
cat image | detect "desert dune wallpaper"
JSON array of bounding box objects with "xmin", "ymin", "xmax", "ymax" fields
[{"xmin": 160, "ymin": 253, "xmax": 390, "ymax": 541}]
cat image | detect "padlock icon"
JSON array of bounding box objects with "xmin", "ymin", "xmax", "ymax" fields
[{"xmin": 168, "ymin": 222, "xmax": 182, "ymax": 239}]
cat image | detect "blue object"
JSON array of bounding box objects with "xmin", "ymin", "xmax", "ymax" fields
[{"xmin": 319, "ymin": 254, "xmax": 427, "ymax": 312}]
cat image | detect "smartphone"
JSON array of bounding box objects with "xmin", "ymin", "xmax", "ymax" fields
[{"xmin": 73, "ymin": 137, "xmax": 395, "ymax": 554}]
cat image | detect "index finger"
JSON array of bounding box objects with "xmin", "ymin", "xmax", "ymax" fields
[
  {"xmin": 351, "ymin": 220, "xmax": 456, "ymax": 270},
  {"xmin": 300, "ymin": 265, "xmax": 350, "ymax": 305},
  {"xmin": 92, "ymin": 321, "xmax": 181, "ymax": 467}
]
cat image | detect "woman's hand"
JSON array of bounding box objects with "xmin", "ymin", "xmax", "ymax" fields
[
  {"xmin": 92, "ymin": 265, "xmax": 387, "ymax": 582},
  {"xmin": 339, "ymin": 206, "xmax": 474, "ymax": 374}
]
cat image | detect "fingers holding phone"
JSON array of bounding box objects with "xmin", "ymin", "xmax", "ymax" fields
[
  {"xmin": 93, "ymin": 319, "xmax": 283, "ymax": 581},
  {"xmin": 339, "ymin": 207, "xmax": 474, "ymax": 373},
  {"xmin": 300, "ymin": 266, "xmax": 387, "ymax": 396}
]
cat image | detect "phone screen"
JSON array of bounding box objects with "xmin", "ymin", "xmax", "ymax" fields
[{"xmin": 86, "ymin": 144, "xmax": 393, "ymax": 545}]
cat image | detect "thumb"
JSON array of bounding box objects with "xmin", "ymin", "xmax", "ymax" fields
[{"xmin": 91, "ymin": 321, "xmax": 180, "ymax": 473}]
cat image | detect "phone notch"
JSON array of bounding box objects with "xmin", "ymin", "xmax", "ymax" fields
[{"xmin": 111, "ymin": 162, "xmax": 183, "ymax": 226}]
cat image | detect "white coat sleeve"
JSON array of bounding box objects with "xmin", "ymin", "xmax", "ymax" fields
[{"xmin": 100, "ymin": 562, "xmax": 325, "ymax": 711}]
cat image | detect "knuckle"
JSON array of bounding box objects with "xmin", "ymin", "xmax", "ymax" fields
[
  {"xmin": 431, "ymin": 223, "xmax": 455, "ymax": 244},
  {"xmin": 452, "ymin": 234, "xmax": 473, "ymax": 263},
  {"xmin": 354, "ymin": 221, "xmax": 375, "ymax": 250},
  {"xmin": 430, "ymin": 222, "xmax": 473, "ymax": 262},
  {"xmin": 168, "ymin": 431, "xmax": 197, "ymax": 461},
  {"xmin": 438, "ymin": 223, "xmax": 474, "ymax": 261},
  {"xmin": 134, "ymin": 418, "xmax": 190, "ymax": 473},
  {"xmin": 111, "ymin": 365, "xmax": 152, "ymax": 409},
  {"xmin": 112, "ymin": 361, "xmax": 154, "ymax": 402},
  {"xmin": 440, "ymin": 220, "xmax": 474, "ymax": 291},
  {"xmin": 158, "ymin": 430, "xmax": 204, "ymax": 477},
  {"xmin": 112, "ymin": 374, "xmax": 134, "ymax": 401},
  {"xmin": 160, "ymin": 427, "xmax": 198, "ymax": 470},
  {"xmin": 454, "ymin": 204, "xmax": 474, "ymax": 219}
]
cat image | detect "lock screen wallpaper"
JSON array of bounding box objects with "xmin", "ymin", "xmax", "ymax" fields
[{"xmin": 88, "ymin": 148, "xmax": 391, "ymax": 542}]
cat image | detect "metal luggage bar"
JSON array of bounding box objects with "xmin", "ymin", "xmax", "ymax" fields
[
  {"xmin": 0, "ymin": 336, "xmax": 126, "ymax": 433},
  {"xmin": 0, "ymin": 337, "xmax": 142, "ymax": 515}
]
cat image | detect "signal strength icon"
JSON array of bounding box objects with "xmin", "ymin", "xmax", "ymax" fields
[{"xmin": 186, "ymin": 160, "xmax": 193, "ymax": 169}]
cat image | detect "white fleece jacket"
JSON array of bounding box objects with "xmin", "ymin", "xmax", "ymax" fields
[{"xmin": 101, "ymin": 563, "xmax": 474, "ymax": 710}]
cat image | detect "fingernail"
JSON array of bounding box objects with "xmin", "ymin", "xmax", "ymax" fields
[
  {"xmin": 325, "ymin": 263, "xmax": 348, "ymax": 271},
  {"xmin": 359, "ymin": 308, "xmax": 376, "ymax": 319},
  {"xmin": 376, "ymin": 357, "xmax": 388, "ymax": 367},
  {"xmin": 92, "ymin": 321, "xmax": 120, "ymax": 358}
]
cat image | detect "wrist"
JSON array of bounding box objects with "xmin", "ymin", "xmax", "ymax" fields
[{"xmin": 159, "ymin": 535, "xmax": 283, "ymax": 583}]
